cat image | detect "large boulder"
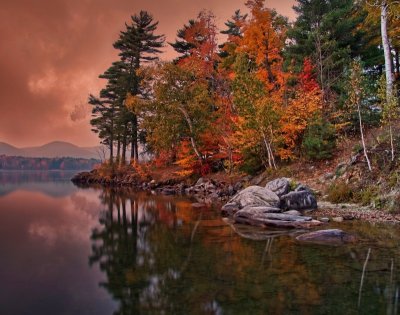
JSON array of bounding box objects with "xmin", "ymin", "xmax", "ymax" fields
[
  {"xmin": 296, "ymin": 229, "xmax": 357, "ymax": 245},
  {"xmin": 280, "ymin": 191, "xmax": 317, "ymax": 211},
  {"xmin": 221, "ymin": 186, "xmax": 280, "ymax": 216},
  {"xmin": 265, "ymin": 177, "xmax": 291, "ymax": 197}
]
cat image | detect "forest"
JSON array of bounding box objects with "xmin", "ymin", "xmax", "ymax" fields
[
  {"xmin": 0, "ymin": 155, "xmax": 99, "ymax": 171},
  {"xmin": 89, "ymin": 0, "xmax": 400, "ymax": 177}
]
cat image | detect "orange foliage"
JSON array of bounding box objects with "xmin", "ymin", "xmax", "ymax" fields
[
  {"xmin": 178, "ymin": 10, "xmax": 219, "ymax": 78},
  {"xmin": 238, "ymin": 0, "xmax": 287, "ymax": 93},
  {"xmin": 279, "ymin": 58, "xmax": 322, "ymax": 159},
  {"xmin": 174, "ymin": 140, "xmax": 198, "ymax": 177}
]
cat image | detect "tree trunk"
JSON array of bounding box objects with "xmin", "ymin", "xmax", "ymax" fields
[
  {"xmin": 357, "ymin": 102, "xmax": 372, "ymax": 171},
  {"xmin": 177, "ymin": 106, "xmax": 203, "ymax": 161},
  {"xmin": 389, "ymin": 121, "xmax": 395, "ymax": 161},
  {"xmin": 381, "ymin": 2, "xmax": 394, "ymax": 99},
  {"xmin": 121, "ymin": 124, "xmax": 127, "ymax": 165},
  {"xmin": 116, "ymin": 138, "xmax": 121, "ymax": 164},
  {"xmin": 395, "ymin": 49, "xmax": 399, "ymax": 77},
  {"xmin": 131, "ymin": 116, "xmax": 139, "ymax": 162}
]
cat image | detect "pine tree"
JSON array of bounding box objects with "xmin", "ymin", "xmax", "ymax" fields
[
  {"xmin": 113, "ymin": 11, "xmax": 165, "ymax": 162},
  {"xmin": 287, "ymin": 0, "xmax": 370, "ymax": 108}
]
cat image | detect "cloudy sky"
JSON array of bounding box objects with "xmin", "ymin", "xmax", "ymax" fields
[{"xmin": 0, "ymin": 0, "xmax": 295, "ymax": 147}]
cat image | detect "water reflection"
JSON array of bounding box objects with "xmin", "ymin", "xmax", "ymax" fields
[
  {"xmin": 1, "ymin": 171, "xmax": 400, "ymax": 314},
  {"xmin": 89, "ymin": 188, "xmax": 400, "ymax": 314}
]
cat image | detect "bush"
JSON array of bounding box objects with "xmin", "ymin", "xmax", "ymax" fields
[
  {"xmin": 239, "ymin": 149, "xmax": 264, "ymax": 175},
  {"xmin": 302, "ymin": 118, "xmax": 336, "ymax": 160},
  {"xmin": 326, "ymin": 181, "xmax": 353, "ymax": 203}
]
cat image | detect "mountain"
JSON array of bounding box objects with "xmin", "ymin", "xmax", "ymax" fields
[
  {"xmin": 0, "ymin": 141, "xmax": 102, "ymax": 159},
  {"xmin": 0, "ymin": 142, "xmax": 28, "ymax": 157}
]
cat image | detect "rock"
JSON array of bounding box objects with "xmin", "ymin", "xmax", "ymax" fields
[
  {"xmin": 319, "ymin": 217, "xmax": 330, "ymax": 223},
  {"xmin": 234, "ymin": 182, "xmax": 243, "ymax": 191},
  {"xmin": 221, "ymin": 202, "xmax": 240, "ymax": 216},
  {"xmin": 235, "ymin": 206, "xmax": 282, "ymax": 216},
  {"xmin": 265, "ymin": 177, "xmax": 291, "ymax": 197},
  {"xmin": 280, "ymin": 191, "xmax": 317, "ymax": 211},
  {"xmin": 161, "ymin": 187, "xmax": 176, "ymax": 195},
  {"xmin": 332, "ymin": 216, "xmax": 344, "ymax": 223},
  {"xmin": 235, "ymin": 209, "xmax": 312, "ymax": 222},
  {"xmin": 296, "ymin": 229, "xmax": 357, "ymax": 245},
  {"xmin": 235, "ymin": 215, "xmax": 322, "ymax": 229},
  {"xmin": 284, "ymin": 210, "xmax": 302, "ymax": 216},
  {"xmin": 250, "ymin": 173, "xmax": 267, "ymax": 185},
  {"xmin": 294, "ymin": 184, "xmax": 312, "ymax": 193},
  {"xmin": 223, "ymin": 186, "xmax": 280, "ymax": 212},
  {"xmin": 208, "ymin": 193, "xmax": 220, "ymax": 200},
  {"xmin": 195, "ymin": 177, "xmax": 205, "ymax": 186}
]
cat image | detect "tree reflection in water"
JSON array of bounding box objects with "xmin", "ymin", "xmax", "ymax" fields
[{"xmin": 88, "ymin": 187, "xmax": 400, "ymax": 315}]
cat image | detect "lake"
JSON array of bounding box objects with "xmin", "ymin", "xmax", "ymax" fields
[{"xmin": 0, "ymin": 171, "xmax": 399, "ymax": 314}]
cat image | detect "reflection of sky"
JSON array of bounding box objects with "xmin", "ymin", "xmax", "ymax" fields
[
  {"xmin": 0, "ymin": 171, "xmax": 80, "ymax": 197},
  {"xmin": 0, "ymin": 180, "xmax": 116, "ymax": 314}
]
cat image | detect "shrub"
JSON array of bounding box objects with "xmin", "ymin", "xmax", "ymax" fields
[
  {"xmin": 302, "ymin": 118, "xmax": 336, "ymax": 160},
  {"xmin": 326, "ymin": 181, "xmax": 353, "ymax": 203}
]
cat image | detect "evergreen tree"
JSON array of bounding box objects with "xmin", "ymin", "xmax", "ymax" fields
[
  {"xmin": 113, "ymin": 11, "xmax": 165, "ymax": 162},
  {"xmin": 286, "ymin": 0, "xmax": 375, "ymax": 108}
]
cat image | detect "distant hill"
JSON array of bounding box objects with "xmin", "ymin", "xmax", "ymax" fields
[
  {"xmin": 0, "ymin": 142, "xmax": 27, "ymax": 156},
  {"xmin": 0, "ymin": 141, "xmax": 102, "ymax": 159}
]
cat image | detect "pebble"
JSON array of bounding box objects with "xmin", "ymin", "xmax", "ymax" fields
[{"xmin": 332, "ymin": 216, "xmax": 344, "ymax": 223}]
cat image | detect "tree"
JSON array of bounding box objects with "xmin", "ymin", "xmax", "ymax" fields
[
  {"xmin": 279, "ymin": 58, "xmax": 323, "ymax": 159},
  {"xmin": 143, "ymin": 63, "xmax": 213, "ymax": 163},
  {"xmin": 348, "ymin": 59, "xmax": 372, "ymax": 171},
  {"xmin": 113, "ymin": 11, "xmax": 165, "ymax": 162},
  {"xmin": 238, "ymin": 0, "xmax": 288, "ymax": 93},
  {"xmin": 378, "ymin": 74, "xmax": 399, "ymax": 161},
  {"xmin": 170, "ymin": 10, "xmax": 218, "ymax": 79},
  {"xmin": 219, "ymin": 10, "xmax": 248, "ymax": 71},
  {"xmin": 232, "ymin": 53, "xmax": 280, "ymax": 169},
  {"xmin": 287, "ymin": 0, "xmax": 369, "ymax": 108}
]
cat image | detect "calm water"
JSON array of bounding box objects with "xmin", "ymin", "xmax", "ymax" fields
[{"xmin": 1, "ymin": 171, "xmax": 400, "ymax": 314}]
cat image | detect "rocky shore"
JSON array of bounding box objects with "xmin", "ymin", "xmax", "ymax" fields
[{"xmin": 72, "ymin": 169, "xmax": 400, "ymax": 225}]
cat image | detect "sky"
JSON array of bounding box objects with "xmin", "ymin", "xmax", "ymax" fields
[{"xmin": 0, "ymin": 0, "xmax": 295, "ymax": 147}]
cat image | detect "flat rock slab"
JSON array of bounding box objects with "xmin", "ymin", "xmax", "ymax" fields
[
  {"xmin": 234, "ymin": 215, "xmax": 322, "ymax": 229},
  {"xmin": 296, "ymin": 229, "xmax": 357, "ymax": 245}
]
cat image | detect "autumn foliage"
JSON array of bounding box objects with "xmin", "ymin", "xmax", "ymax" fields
[{"xmin": 90, "ymin": 0, "xmax": 400, "ymax": 175}]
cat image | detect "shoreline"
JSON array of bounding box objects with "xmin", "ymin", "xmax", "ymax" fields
[{"xmin": 71, "ymin": 170, "xmax": 400, "ymax": 224}]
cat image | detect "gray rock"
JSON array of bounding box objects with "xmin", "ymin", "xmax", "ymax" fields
[
  {"xmin": 319, "ymin": 217, "xmax": 330, "ymax": 223},
  {"xmin": 332, "ymin": 216, "xmax": 344, "ymax": 223},
  {"xmin": 280, "ymin": 191, "xmax": 317, "ymax": 211},
  {"xmin": 195, "ymin": 177, "xmax": 205, "ymax": 186},
  {"xmin": 294, "ymin": 184, "xmax": 312, "ymax": 193},
  {"xmin": 284, "ymin": 210, "xmax": 301, "ymax": 216},
  {"xmin": 221, "ymin": 202, "xmax": 240, "ymax": 216},
  {"xmin": 208, "ymin": 193, "xmax": 220, "ymax": 200},
  {"xmin": 236, "ymin": 205, "xmax": 282, "ymax": 216},
  {"xmin": 296, "ymin": 229, "xmax": 357, "ymax": 245},
  {"xmin": 224, "ymin": 186, "xmax": 280, "ymax": 210},
  {"xmin": 265, "ymin": 177, "xmax": 291, "ymax": 197}
]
